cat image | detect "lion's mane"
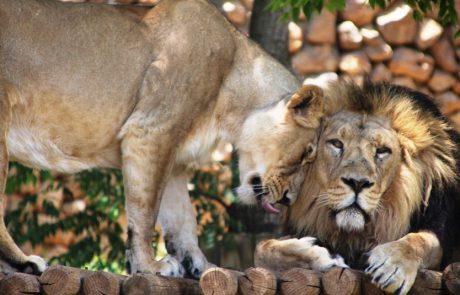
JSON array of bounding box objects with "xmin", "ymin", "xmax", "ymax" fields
[{"xmin": 289, "ymin": 80, "xmax": 459, "ymax": 265}]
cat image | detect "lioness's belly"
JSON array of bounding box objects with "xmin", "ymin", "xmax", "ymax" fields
[
  {"xmin": 7, "ymin": 92, "xmax": 127, "ymax": 173},
  {"xmin": 7, "ymin": 126, "xmax": 122, "ymax": 173}
]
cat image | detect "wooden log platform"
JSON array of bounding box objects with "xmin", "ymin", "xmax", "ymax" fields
[{"xmin": 1, "ymin": 263, "xmax": 459, "ymax": 294}]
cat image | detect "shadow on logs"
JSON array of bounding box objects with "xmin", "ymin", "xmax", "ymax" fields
[
  {"xmin": 0, "ymin": 272, "xmax": 40, "ymax": 295},
  {"xmin": 279, "ymin": 268, "xmax": 321, "ymax": 295},
  {"xmin": 123, "ymin": 273, "xmax": 202, "ymax": 295}
]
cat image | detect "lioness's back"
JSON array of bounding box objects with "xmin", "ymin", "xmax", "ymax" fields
[{"xmin": 0, "ymin": 0, "xmax": 238, "ymax": 172}]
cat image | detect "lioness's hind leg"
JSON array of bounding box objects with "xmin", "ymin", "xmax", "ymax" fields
[
  {"xmin": 0, "ymin": 94, "xmax": 47, "ymax": 274},
  {"xmin": 159, "ymin": 173, "xmax": 213, "ymax": 278}
]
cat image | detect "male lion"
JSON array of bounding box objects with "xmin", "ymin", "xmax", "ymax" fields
[
  {"xmin": 253, "ymin": 80, "xmax": 460, "ymax": 294},
  {"xmin": 0, "ymin": 0, "xmax": 323, "ymax": 277}
]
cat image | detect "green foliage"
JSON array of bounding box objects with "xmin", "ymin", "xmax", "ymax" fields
[
  {"xmin": 6, "ymin": 163, "xmax": 128, "ymax": 272},
  {"xmin": 268, "ymin": 0, "xmax": 458, "ymax": 29},
  {"xmin": 5, "ymin": 152, "xmax": 240, "ymax": 272}
]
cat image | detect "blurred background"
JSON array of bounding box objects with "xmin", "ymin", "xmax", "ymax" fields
[{"xmin": 6, "ymin": 0, "xmax": 460, "ymax": 274}]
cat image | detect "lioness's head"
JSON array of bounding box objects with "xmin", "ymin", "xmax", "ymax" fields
[
  {"xmin": 237, "ymin": 85, "xmax": 324, "ymax": 213},
  {"xmin": 291, "ymin": 80, "xmax": 456, "ymax": 250}
]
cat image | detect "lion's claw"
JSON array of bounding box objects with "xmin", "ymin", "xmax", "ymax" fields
[{"xmin": 366, "ymin": 242, "xmax": 418, "ymax": 295}]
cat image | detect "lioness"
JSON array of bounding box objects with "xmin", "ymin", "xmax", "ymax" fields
[
  {"xmin": 0, "ymin": 0, "xmax": 324, "ymax": 277},
  {"xmin": 252, "ymin": 80, "xmax": 460, "ymax": 294}
]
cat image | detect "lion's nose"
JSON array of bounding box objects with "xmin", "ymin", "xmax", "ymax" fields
[{"xmin": 341, "ymin": 177, "xmax": 374, "ymax": 194}]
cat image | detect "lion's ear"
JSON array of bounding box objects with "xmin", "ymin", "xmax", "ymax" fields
[{"xmin": 286, "ymin": 85, "xmax": 324, "ymax": 128}]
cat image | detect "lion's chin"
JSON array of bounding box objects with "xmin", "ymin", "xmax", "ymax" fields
[{"xmin": 335, "ymin": 207, "xmax": 365, "ymax": 232}]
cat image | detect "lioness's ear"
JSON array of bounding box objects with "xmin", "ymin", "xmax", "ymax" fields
[{"xmin": 286, "ymin": 85, "xmax": 324, "ymax": 128}]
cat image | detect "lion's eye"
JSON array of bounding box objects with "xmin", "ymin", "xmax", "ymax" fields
[
  {"xmin": 376, "ymin": 146, "xmax": 391, "ymax": 159},
  {"xmin": 327, "ymin": 139, "xmax": 344, "ymax": 150}
]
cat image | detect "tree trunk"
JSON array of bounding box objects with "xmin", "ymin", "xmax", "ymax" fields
[{"xmin": 249, "ymin": 0, "xmax": 291, "ymax": 70}]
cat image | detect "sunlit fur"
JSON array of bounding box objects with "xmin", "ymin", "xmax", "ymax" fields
[
  {"xmin": 237, "ymin": 85, "xmax": 323, "ymax": 206},
  {"xmin": 289, "ymin": 80, "xmax": 457, "ymax": 263}
]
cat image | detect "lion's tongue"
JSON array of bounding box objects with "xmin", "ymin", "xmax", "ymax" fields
[{"xmin": 261, "ymin": 198, "xmax": 280, "ymax": 214}]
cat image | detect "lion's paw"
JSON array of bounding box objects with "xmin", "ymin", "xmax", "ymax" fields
[
  {"xmin": 284, "ymin": 237, "xmax": 349, "ymax": 272},
  {"xmin": 365, "ymin": 242, "xmax": 419, "ymax": 295}
]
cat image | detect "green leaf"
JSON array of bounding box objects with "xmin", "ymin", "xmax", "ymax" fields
[
  {"xmin": 455, "ymin": 28, "xmax": 460, "ymax": 39},
  {"xmin": 413, "ymin": 10, "xmax": 423, "ymax": 21},
  {"xmin": 302, "ymin": 1, "xmax": 315, "ymax": 19}
]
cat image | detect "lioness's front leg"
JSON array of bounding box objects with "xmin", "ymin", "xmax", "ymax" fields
[
  {"xmin": 159, "ymin": 173, "xmax": 213, "ymax": 278},
  {"xmin": 121, "ymin": 126, "xmax": 184, "ymax": 276},
  {"xmin": 365, "ymin": 232, "xmax": 442, "ymax": 295},
  {"xmin": 255, "ymin": 237, "xmax": 348, "ymax": 273}
]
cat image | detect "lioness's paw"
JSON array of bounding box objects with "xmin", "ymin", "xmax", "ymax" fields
[
  {"xmin": 181, "ymin": 249, "xmax": 214, "ymax": 278},
  {"xmin": 27, "ymin": 255, "xmax": 48, "ymax": 274},
  {"xmin": 365, "ymin": 242, "xmax": 419, "ymax": 295},
  {"xmin": 158, "ymin": 255, "xmax": 186, "ymax": 277}
]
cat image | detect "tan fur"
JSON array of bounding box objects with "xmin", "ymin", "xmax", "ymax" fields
[
  {"xmin": 289, "ymin": 80, "xmax": 456, "ymax": 259},
  {"xmin": 237, "ymin": 85, "xmax": 323, "ymax": 207},
  {"xmin": 256, "ymin": 80, "xmax": 456, "ymax": 294},
  {"xmin": 0, "ymin": 0, "xmax": 323, "ymax": 276},
  {"xmin": 366, "ymin": 232, "xmax": 442, "ymax": 293},
  {"xmin": 254, "ymin": 237, "xmax": 347, "ymax": 274}
]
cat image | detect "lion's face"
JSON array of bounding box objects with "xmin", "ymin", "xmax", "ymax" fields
[
  {"xmin": 317, "ymin": 111, "xmax": 402, "ymax": 232},
  {"xmin": 237, "ymin": 85, "xmax": 323, "ymax": 213}
]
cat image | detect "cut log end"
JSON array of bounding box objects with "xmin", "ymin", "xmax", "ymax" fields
[
  {"xmin": 39, "ymin": 265, "xmax": 85, "ymax": 295},
  {"xmin": 0, "ymin": 272, "xmax": 40, "ymax": 295},
  {"xmin": 199, "ymin": 267, "xmax": 242, "ymax": 295},
  {"xmin": 239, "ymin": 267, "xmax": 277, "ymax": 295},
  {"xmin": 322, "ymin": 267, "xmax": 361, "ymax": 295},
  {"xmin": 82, "ymin": 270, "xmax": 123, "ymax": 295},
  {"xmin": 443, "ymin": 262, "xmax": 460, "ymax": 295},
  {"xmin": 279, "ymin": 268, "xmax": 320, "ymax": 295}
]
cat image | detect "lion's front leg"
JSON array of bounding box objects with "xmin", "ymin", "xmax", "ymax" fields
[
  {"xmin": 158, "ymin": 173, "xmax": 213, "ymax": 278},
  {"xmin": 365, "ymin": 231, "xmax": 442, "ymax": 295},
  {"xmin": 255, "ymin": 237, "xmax": 348, "ymax": 273}
]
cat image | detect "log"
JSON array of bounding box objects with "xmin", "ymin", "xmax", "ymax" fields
[
  {"xmin": 122, "ymin": 273, "xmax": 202, "ymax": 295},
  {"xmin": 238, "ymin": 267, "xmax": 277, "ymax": 295},
  {"xmin": 279, "ymin": 268, "xmax": 320, "ymax": 295},
  {"xmin": 322, "ymin": 267, "xmax": 360, "ymax": 295},
  {"xmin": 199, "ymin": 267, "xmax": 243, "ymax": 295},
  {"xmin": 443, "ymin": 263, "xmax": 460, "ymax": 295},
  {"xmin": 0, "ymin": 272, "xmax": 40, "ymax": 295},
  {"xmin": 39, "ymin": 265, "xmax": 92, "ymax": 295},
  {"xmin": 409, "ymin": 268, "xmax": 443, "ymax": 295},
  {"xmin": 81, "ymin": 270, "xmax": 125, "ymax": 295}
]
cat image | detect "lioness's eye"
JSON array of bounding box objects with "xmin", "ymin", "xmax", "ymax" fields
[
  {"xmin": 327, "ymin": 139, "xmax": 344, "ymax": 150},
  {"xmin": 376, "ymin": 146, "xmax": 391, "ymax": 159}
]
